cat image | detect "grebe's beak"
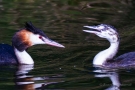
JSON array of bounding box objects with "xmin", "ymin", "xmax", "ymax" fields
[
  {"xmin": 42, "ymin": 37, "xmax": 65, "ymax": 48},
  {"xmin": 83, "ymin": 26, "xmax": 100, "ymax": 34}
]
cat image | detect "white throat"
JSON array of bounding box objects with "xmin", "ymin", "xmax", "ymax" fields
[
  {"xmin": 14, "ymin": 47, "xmax": 34, "ymax": 64},
  {"xmin": 93, "ymin": 41, "xmax": 119, "ymax": 66}
]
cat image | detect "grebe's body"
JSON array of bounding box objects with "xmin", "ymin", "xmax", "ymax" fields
[
  {"xmin": 0, "ymin": 44, "xmax": 17, "ymax": 64},
  {"xmin": 105, "ymin": 52, "xmax": 135, "ymax": 67},
  {"xmin": 83, "ymin": 24, "xmax": 135, "ymax": 68},
  {"xmin": 0, "ymin": 22, "xmax": 64, "ymax": 65}
]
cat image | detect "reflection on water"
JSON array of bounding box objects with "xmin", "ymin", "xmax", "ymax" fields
[
  {"xmin": 0, "ymin": 64, "xmax": 135, "ymax": 89},
  {"xmin": 15, "ymin": 65, "xmax": 64, "ymax": 90},
  {"xmin": 93, "ymin": 66, "xmax": 135, "ymax": 90},
  {"xmin": 94, "ymin": 68, "xmax": 120, "ymax": 90}
]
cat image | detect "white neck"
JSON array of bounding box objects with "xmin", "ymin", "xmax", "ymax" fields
[
  {"xmin": 14, "ymin": 47, "xmax": 34, "ymax": 64},
  {"xmin": 93, "ymin": 41, "xmax": 119, "ymax": 66}
]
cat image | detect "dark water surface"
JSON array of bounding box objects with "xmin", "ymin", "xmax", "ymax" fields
[{"xmin": 0, "ymin": 0, "xmax": 135, "ymax": 89}]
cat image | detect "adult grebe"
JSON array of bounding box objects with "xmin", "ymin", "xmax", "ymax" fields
[
  {"xmin": 0, "ymin": 22, "xmax": 64, "ymax": 65},
  {"xmin": 83, "ymin": 24, "xmax": 135, "ymax": 68}
]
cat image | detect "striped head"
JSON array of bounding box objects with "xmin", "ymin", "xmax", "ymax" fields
[
  {"xmin": 12, "ymin": 22, "xmax": 65, "ymax": 51},
  {"xmin": 83, "ymin": 24, "xmax": 119, "ymax": 43}
]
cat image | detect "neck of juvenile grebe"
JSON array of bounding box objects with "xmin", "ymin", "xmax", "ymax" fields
[
  {"xmin": 93, "ymin": 41, "xmax": 119, "ymax": 66},
  {"xmin": 14, "ymin": 47, "xmax": 34, "ymax": 64}
]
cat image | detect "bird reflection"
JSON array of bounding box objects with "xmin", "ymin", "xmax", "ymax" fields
[
  {"xmin": 93, "ymin": 68, "xmax": 120, "ymax": 90},
  {"xmin": 14, "ymin": 64, "xmax": 64, "ymax": 90}
]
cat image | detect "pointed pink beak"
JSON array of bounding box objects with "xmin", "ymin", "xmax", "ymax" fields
[{"xmin": 44, "ymin": 38, "xmax": 65, "ymax": 48}]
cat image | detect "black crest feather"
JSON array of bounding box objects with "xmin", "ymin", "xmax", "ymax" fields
[{"xmin": 25, "ymin": 22, "xmax": 48, "ymax": 38}]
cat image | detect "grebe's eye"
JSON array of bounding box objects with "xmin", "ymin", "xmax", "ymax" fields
[
  {"xmin": 39, "ymin": 35, "xmax": 45, "ymax": 41},
  {"xmin": 39, "ymin": 36, "xmax": 42, "ymax": 39}
]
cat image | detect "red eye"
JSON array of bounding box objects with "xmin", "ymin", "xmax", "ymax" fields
[{"xmin": 39, "ymin": 36, "xmax": 42, "ymax": 39}]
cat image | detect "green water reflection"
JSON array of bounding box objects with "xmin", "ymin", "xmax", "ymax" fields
[{"xmin": 0, "ymin": 0, "xmax": 135, "ymax": 89}]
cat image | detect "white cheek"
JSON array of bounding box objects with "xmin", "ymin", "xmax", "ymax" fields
[
  {"xmin": 29, "ymin": 34, "xmax": 45, "ymax": 45},
  {"xmin": 97, "ymin": 32, "xmax": 106, "ymax": 38}
]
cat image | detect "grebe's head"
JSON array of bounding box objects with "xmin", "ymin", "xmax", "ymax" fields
[
  {"xmin": 12, "ymin": 22, "xmax": 65, "ymax": 51},
  {"xmin": 83, "ymin": 24, "xmax": 119, "ymax": 43}
]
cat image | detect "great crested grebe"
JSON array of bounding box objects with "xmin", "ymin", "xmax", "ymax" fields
[
  {"xmin": 0, "ymin": 22, "xmax": 64, "ymax": 65},
  {"xmin": 83, "ymin": 24, "xmax": 135, "ymax": 68}
]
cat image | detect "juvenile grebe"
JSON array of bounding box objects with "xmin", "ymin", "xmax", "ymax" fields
[
  {"xmin": 0, "ymin": 22, "xmax": 64, "ymax": 65},
  {"xmin": 83, "ymin": 24, "xmax": 135, "ymax": 67}
]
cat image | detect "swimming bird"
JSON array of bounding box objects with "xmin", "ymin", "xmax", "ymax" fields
[
  {"xmin": 83, "ymin": 24, "xmax": 135, "ymax": 68},
  {"xmin": 0, "ymin": 22, "xmax": 64, "ymax": 65}
]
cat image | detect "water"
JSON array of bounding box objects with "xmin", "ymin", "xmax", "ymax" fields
[{"xmin": 0, "ymin": 0, "xmax": 135, "ymax": 89}]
